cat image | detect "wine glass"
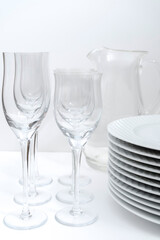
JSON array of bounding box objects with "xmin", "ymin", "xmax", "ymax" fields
[
  {"xmin": 31, "ymin": 131, "xmax": 53, "ymax": 186},
  {"xmin": 58, "ymin": 172, "xmax": 91, "ymax": 187},
  {"xmin": 56, "ymin": 151, "xmax": 93, "ymax": 204},
  {"xmin": 54, "ymin": 69, "xmax": 102, "ymax": 227},
  {"xmin": 19, "ymin": 131, "xmax": 53, "ymax": 187},
  {"xmin": 58, "ymin": 149, "xmax": 91, "ymax": 187},
  {"xmin": 2, "ymin": 52, "xmax": 50, "ymax": 230},
  {"xmin": 12, "ymin": 54, "xmax": 52, "ymax": 206},
  {"xmin": 14, "ymin": 131, "xmax": 52, "ymax": 206}
]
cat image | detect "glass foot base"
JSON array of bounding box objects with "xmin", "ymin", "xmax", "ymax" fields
[
  {"xmin": 4, "ymin": 210, "xmax": 47, "ymax": 230},
  {"xmin": 55, "ymin": 207, "xmax": 98, "ymax": 227},
  {"xmin": 56, "ymin": 189, "xmax": 94, "ymax": 204},
  {"xmin": 19, "ymin": 176, "xmax": 53, "ymax": 187},
  {"xmin": 58, "ymin": 175, "xmax": 91, "ymax": 187},
  {"xmin": 14, "ymin": 190, "xmax": 52, "ymax": 206}
]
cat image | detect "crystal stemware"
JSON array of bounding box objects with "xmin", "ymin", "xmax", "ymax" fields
[
  {"xmin": 14, "ymin": 132, "xmax": 52, "ymax": 206},
  {"xmin": 2, "ymin": 52, "xmax": 50, "ymax": 229},
  {"xmin": 58, "ymin": 149, "xmax": 91, "ymax": 187},
  {"xmin": 58, "ymin": 174, "xmax": 91, "ymax": 187},
  {"xmin": 56, "ymin": 152, "xmax": 93, "ymax": 204},
  {"xmin": 54, "ymin": 69, "xmax": 102, "ymax": 227},
  {"xmin": 19, "ymin": 131, "xmax": 53, "ymax": 187}
]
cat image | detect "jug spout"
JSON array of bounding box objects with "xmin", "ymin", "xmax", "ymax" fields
[
  {"xmin": 87, "ymin": 48, "xmax": 106, "ymax": 73},
  {"xmin": 87, "ymin": 48, "xmax": 104, "ymax": 61}
]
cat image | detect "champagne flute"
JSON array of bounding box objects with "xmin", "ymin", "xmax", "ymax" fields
[
  {"xmin": 19, "ymin": 131, "xmax": 53, "ymax": 187},
  {"xmin": 2, "ymin": 52, "xmax": 49, "ymax": 229},
  {"xmin": 31, "ymin": 131, "xmax": 53, "ymax": 186},
  {"xmin": 15, "ymin": 63, "xmax": 52, "ymax": 205},
  {"xmin": 14, "ymin": 131, "xmax": 52, "ymax": 206},
  {"xmin": 54, "ymin": 69, "xmax": 102, "ymax": 226}
]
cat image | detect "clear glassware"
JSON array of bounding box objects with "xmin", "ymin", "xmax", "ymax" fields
[
  {"xmin": 56, "ymin": 152, "xmax": 93, "ymax": 204},
  {"xmin": 14, "ymin": 132, "xmax": 52, "ymax": 206},
  {"xmin": 58, "ymin": 150, "xmax": 91, "ymax": 187},
  {"xmin": 58, "ymin": 151, "xmax": 91, "ymax": 186},
  {"xmin": 32, "ymin": 132, "xmax": 53, "ymax": 186},
  {"xmin": 84, "ymin": 47, "xmax": 149, "ymax": 171},
  {"xmin": 54, "ymin": 69, "xmax": 102, "ymax": 227},
  {"xmin": 19, "ymin": 132, "xmax": 53, "ymax": 187},
  {"xmin": 58, "ymin": 174, "xmax": 91, "ymax": 187},
  {"xmin": 2, "ymin": 52, "xmax": 50, "ymax": 230}
]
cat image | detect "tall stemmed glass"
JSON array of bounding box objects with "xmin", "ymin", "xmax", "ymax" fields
[
  {"xmin": 31, "ymin": 131, "xmax": 53, "ymax": 186},
  {"xmin": 58, "ymin": 153, "xmax": 91, "ymax": 187},
  {"xmin": 19, "ymin": 131, "xmax": 53, "ymax": 187},
  {"xmin": 15, "ymin": 99, "xmax": 52, "ymax": 206},
  {"xmin": 2, "ymin": 52, "xmax": 49, "ymax": 230},
  {"xmin": 56, "ymin": 151, "xmax": 94, "ymax": 204},
  {"xmin": 14, "ymin": 131, "xmax": 52, "ymax": 206},
  {"xmin": 54, "ymin": 69, "xmax": 102, "ymax": 226},
  {"xmin": 15, "ymin": 69, "xmax": 52, "ymax": 205},
  {"xmin": 59, "ymin": 171, "xmax": 91, "ymax": 187}
]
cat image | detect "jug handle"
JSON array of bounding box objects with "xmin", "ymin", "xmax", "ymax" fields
[{"xmin": 140, "ymin": 59, "xmax": 160, "ymax": 115}]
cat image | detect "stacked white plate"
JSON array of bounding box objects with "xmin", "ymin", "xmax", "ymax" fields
[{"xmin": 107, "ymin": 115, "xmax": 160, "ymax": 224}]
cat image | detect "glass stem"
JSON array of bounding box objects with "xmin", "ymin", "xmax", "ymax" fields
[
  {"xmin": 71, "ymin": 150, "xmax": 82, "ymax": 194},
  {"xmin": 20, "ymin": 140, "xmax": 32, "ymax": 220},
  {"xmin": 70, "ymin": 153, "xmax": 74, "ymax": 194},
  {"xmin": 34, "ymin": 132, "xmax": 40, "ymax": 179},
  {"xmin": 29, "ymin": 134, "xmax": 37, "ymax": 197},
  {"xmin": 70, "ymin": 143, "xmax": 82, "ymax": 215}
]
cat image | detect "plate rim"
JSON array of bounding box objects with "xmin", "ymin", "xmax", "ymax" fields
[
  {"xmin": 108, "ymin": 115, "xmax": 160, "ymax": 151},
  {"xmin": 109, "ymin": 165, "xmax": 160, "ymax": 195},
  {"xmin": 109, "ymin": 179, "xmax": 160, "ymax": 210},
  {"xmin": 108, "ymin": 133, "xmax": 160, "ymax": 158},
  {"xmin": 109, "ymin": 151, "xmax": 160, "ymax": 180},
  {"xmin": 109, "ymin": 173, "xmax": 160, "ymax": 203},
  {"xmin": 109, "ymin": 185, "xmax": 160, "ymax": 224},
  {"xmin": 109, "ymin": 160, "xmax": 160, "ymax": 188},
  {"xmin": 109, "ymin": 182, "xmax": 160, "ymax": 215}
]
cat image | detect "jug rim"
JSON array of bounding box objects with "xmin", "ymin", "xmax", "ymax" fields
[{"xmin": 87, "ymin": 47, "xmax": 148, "ymax": 56}]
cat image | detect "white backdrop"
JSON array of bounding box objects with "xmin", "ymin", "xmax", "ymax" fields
[{"xmin": 0, "ymin": 0, "xmax": 160, "ymax": 151}]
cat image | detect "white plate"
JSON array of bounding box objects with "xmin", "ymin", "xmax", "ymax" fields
[
  {"xmin": 109, "ymin": 150, "xmax": 160, "ymax": 180},
  {"xmin": 108, "ymin": 115, "xmax": 160, "ymax": 151},
  {"xmin": 109, "ymin": 182, "xmax": 160, "ymax": 216},
  {"xmin": 109, "ymin": 141, "xmax": 160, "ymax": 168},
  {"xmin": 109, "ymin": 180, "xmax": 160, "ymax": 210},
  {"xmin": 109, "ymin": 187, "xmax": 160, "ymax": 224},
  {"xmin": 109, "ymin": 160, "xmax": 160, "ymax": 188},
  {"xmin": 109, "ymin": 172, "xmax": 160, "ymax": 203},
  {"xmin": 108, "ymin": 165, "xmax": 160, "ymax": 195},
  {"xmin": 108, "ymin": 133, "xmax": 160, "ymax": 158}
]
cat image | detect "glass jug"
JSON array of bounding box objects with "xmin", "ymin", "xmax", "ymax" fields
[{"xmin": 84, "ymin": 47, "xmax": 156, "ymax": 171}]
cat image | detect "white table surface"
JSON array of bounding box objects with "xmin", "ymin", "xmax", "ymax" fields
[{"xmin": 0, "ymin": 151, "xmax": 160, "ymax": 240}]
